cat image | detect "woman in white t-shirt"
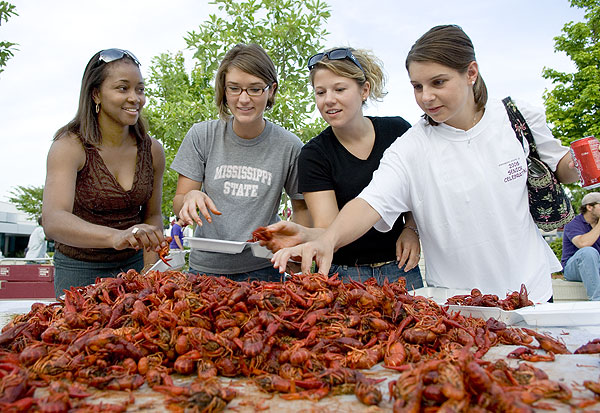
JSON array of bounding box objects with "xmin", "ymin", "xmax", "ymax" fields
[{"xmin": 265, "ymin": 25, "xmax": 579, "ymax": 303}]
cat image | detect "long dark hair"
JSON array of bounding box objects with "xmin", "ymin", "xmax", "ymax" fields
[
  {"xmin": 406, "ymin": 25, "xmax": 488, "ymax": 126},
  {"xmin": 53, "ymin": 50, "xmax": 147, "ymax": 145}
]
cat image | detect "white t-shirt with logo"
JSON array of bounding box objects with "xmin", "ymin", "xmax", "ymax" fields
[{"xmin": 358, "ymin": 98, "xmax": 567, "ymax": 303}]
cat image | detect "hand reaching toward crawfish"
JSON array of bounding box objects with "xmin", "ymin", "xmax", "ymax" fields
[{"xmin": 251, "ymin": 221, "xmax": 324, "ymax": 252}]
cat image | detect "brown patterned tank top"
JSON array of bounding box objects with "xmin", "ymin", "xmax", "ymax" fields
[{"xmin": 55, "ymin": 135, "xmax": 154, "ymax": 262}]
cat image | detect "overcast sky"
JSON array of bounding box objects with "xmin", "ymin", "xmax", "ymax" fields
[{"xmin": 0, "ymin": 0, "xmax": 586, "ymax": 203}]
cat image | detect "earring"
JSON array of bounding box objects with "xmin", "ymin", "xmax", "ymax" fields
[{"xmin": 95, "ymin": 103, "xmax": 100, "ymax": 114}]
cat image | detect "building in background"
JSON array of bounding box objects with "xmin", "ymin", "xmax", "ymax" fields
[{"xmin": 0, "ymin": 201, "xmax": 38, "ymax": 257}]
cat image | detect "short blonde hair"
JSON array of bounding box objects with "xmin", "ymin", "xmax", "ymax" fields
[{"xmin": 309, "ymin": 47, "xmax": 387, "ymax": 104}]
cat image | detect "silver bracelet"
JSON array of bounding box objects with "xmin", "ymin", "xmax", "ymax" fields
[{"xmin": 403, "ymin": 225, "xmax": 419, "ymax": 237}]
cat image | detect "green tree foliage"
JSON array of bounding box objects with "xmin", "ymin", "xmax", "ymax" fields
[
  {"xmin": 548, "ymin": 237, "xmax": 563, "ymax": 267},
  {"xmin": 0, "ymin": 1, "xmax": 18, "ymax": 75},
  {"xmin": 145, "ymin": 0, "xmax": 330, "ymax": 220},
  {"xmin": 543, "ymin": 0, "xmax": 600, "ymax": 144},
  {"xmin": 9, "ymin": 185, "xmax": 43, "ymax": 219}
]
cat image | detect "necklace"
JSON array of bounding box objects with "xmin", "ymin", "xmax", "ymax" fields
[{"xmin": 472, "ymin": 109, "xmax": 484, "ymax": 128}]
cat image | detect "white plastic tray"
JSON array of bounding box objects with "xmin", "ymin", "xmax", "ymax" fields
[
  {"xmin": 446, "ymin": 305, "xmax": 525, "ymax": 325},
  {"xmin": 184, "ymin": 237, "xmax": 247, "ymax": 254},
  {"xmin": 516, "ymin": 301, "xmax": 600, "ymax": 327},
  {"xmin": 184, "ymin": 237, "xmax": 274, "ymax": 259},
  {"xmin": 412, "ymin": 287, "xmax": 526, "ymax": 325},
  {"xmin": 249, "ymin": 242, "xmax": 273, "ymax": 259},
  {"xmin": 147, "ymin": 250, "xmax": 188, "ymax": 272},
  {"xmin": 412, "ymin": 287, "xmax": 472, "ymax": 305}
]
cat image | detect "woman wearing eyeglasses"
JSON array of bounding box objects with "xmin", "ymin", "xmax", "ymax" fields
[
  {"xmin": 42, "ymin": 49, "xmax": 167, "ymax": 298},
  {"xmin": 171, "ymin": 43, "xmax": 309, "ymax": 282},
  {"xmin": 287, "ymin": 47, "xmax": 422, "ymax": 288},
  {"xmin": 268, "ymin": 25, "xmax": 579, "ymax": 303}
]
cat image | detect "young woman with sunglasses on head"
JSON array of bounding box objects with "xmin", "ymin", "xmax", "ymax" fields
[
  {"xmin": 292, "ymin": 47, "xmax": 422, "ymax": 288},
  {"xmin": 267, "ymin": 25, "xmax": 579, "ymax": 303},
  {"xmin": 171, "ymin": 43, "xmax": 310, "ymax": 282},
  {"xmin": 42, "ymin": 49, "xmax": 167, "ymax": 298}
]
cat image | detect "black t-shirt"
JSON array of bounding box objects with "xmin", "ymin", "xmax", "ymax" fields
[{"xmin": 299, "ymin": 116, "xmax": 412, "ymax": 265}]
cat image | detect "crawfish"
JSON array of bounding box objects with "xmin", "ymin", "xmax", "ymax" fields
[
  {"xmin": 574, "ymin": 338, "xmax": 600, "ymax": 354},
  {"xmin": 158, "ymin": 236, "xmax": 172, "ymax": 266},
  {"xmin": 522, "ymin": 328, "xmax": 571, "ymax": 354},
  {"xmin": 354, "ymin": 380, "xmax": 382, "ymax": 406},
  {"xmin": 584, "ymin": 380, "xmax": 600, "ymax": 396},
  {"xmin": 507, "ymin": 347, "xmax": 555, "ymax": 362},
  {"xmin": 255, "ymin": 373, "xmax": 296, "ymax": 393},
  {"xmin": 346, "ymin": 344, "xmax": 382, "ymax": 369}
]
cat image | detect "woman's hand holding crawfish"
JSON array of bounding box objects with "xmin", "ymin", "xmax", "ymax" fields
[
  {"xmin": 113, "ymin": 224, "xmax": 165, "ymax": 252},
  {"xmin": 179, "ymin": 190, "xmax": 221, "ymax": 227},
  {"xmin": 396, "ymin": 225, "xmax": 420, "ymax": 272}
]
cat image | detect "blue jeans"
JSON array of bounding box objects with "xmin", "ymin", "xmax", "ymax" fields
[
  {"xmin": 188, "ymin": 265, "xmax": 284, "ymax": 283},
  {"xmin": 563, "ymin": 247, "xmax": 600, "ymax": 301},
  {"xmin": 329, "ymin": 261, "xmax": 423, "ymax": 290},
  {"xmin": 53, "ymin": 250, "xmax": 144, "ymax": 298}
]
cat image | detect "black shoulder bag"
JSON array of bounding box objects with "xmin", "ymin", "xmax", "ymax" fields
[{"xmin": 502, "ymin": 96, "xmax": 574, "ymax": 231}]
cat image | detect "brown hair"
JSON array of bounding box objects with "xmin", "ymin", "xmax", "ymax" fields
[
  {"xmin": 215, "ymin": 44, "xmax": 278, "ymax": 120},
  {"xmin": 581, "ymin": 203, "xmax": 597, "ymax": 215},
  {"xmin": 309, "ymin": 47, "xmax": 387, "ymax": 103},
  {"xmin": 406, "ymin": 25, "xmax": 488, "ymax": 126},
  {"xmin": 53, "ymin": 50, "xmax": 147, "ymax": 145}
]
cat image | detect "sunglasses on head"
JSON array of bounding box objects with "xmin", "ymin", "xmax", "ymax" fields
[
  {"xmin": 307, "ymin": 48, "xmax": 364, "ymax": 73},
  {"xmin": 98, "ymin": 48, "xmax": 140, "ymax": 66}
]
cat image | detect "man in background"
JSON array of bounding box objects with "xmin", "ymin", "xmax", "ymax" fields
[
  {"xmin": 170, "ymin": 217, "xmax": 185, "ymax": 250},
  {"xmin": 561, "ymin": 192, "xmax": 600, "ymax": 301},
  {"xmin": 25, "ymin": 216, "xmax": 47, "ymax": 259}
]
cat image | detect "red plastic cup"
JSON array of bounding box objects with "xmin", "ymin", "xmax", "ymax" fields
[{"xmin": 570, "ymin": 136, "xmax": 600, "ymax": 189}]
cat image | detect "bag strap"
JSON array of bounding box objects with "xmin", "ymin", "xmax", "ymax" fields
[{"xmin": 501, "ymin": 96, "xmax": 541, "ymax": 160}]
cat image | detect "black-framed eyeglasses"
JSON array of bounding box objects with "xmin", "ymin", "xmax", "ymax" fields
[
  {"xmin": 98, "ymin": 48, "xmax": 140, "ymax": 66},
  {"xmin": 307, "ymin": 48, "xmax": 364, "ymax": 73},
  {"xmin": 225, "ymin": 84, "xmax": 270, "ymax": 97}
]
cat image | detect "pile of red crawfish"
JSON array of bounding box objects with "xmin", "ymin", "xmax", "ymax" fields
[
  {"xmin": 446, "ymin": 284, "xmax": 534, "ymax": 310},
  {"xmin": 0, "ymin": 269, "xmax": 599, "ymax": 412}
]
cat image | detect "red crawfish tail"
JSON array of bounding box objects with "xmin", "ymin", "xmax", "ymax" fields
[
  {"xmin": 173, "ymin": 350, "xmax": 202, "ymax": 375},
  {"xmin": 289, "ymin": 347, "xmax": 311, "ymax": 366},
  {"xmin": 241, "ymin": 331, "xmax": 264, "ymax": 357},
  {"xmin": 384, "ymin": 341, "xmax": 407, "ymax": 368},
  {"xmin": 354, "ymin": 380, "xmax": 382, "ymax": 406}
]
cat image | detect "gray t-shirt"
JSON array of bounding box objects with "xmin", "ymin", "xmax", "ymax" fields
[{"xmin": 171, "ymin": 118, "xmax": 303, "ymax": 273}]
